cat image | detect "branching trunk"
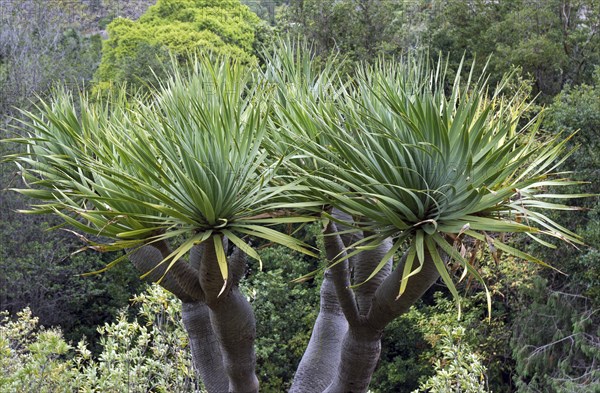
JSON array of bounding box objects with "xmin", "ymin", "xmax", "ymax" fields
[
  {"xmin": 195, "ymin": 240, "xmax": 259, "ymax": 393},
  {"xmin": 326, "ymin": 248, "xmax": 440, "ymax": 392},
  {"xmin": 324, "ymin": 224, "xmax": 360, "ymax": 325},
  {"xmin": 131, "ymin": 226, "xmax": 443, "ymax": 393},
  {"xmin": 367, "ymin": 250, "xmax": 441, "ymax": 331},
  {"xmin": 317, "ymin": 221, "xmax": 443, "ymax": 392},
  {"xmin": 129, "ymin": 245, "xmax": 199, "ymax": 303},
  {"xmin": 320, "ymin": 223, "xmax": 389, "ymax": 392}
]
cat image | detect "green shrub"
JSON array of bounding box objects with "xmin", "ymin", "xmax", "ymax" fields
[
  {"xmin": 0, "ymin": 285, "xmax": 202, "ymax": 393},
  {"xmin": 414, "ymin": 326, "xmax": 490, "ymax": 393},
  {"xmin": 94, "ymin": 0, "xmax": 263, "ymax": 93},
  {"xmin": 0, "ymin": 308, "xmax": 77, "ymax": 393},
  {"xmin": 244, "ymin": 245, "xmax": 320, "ymax": 391}
]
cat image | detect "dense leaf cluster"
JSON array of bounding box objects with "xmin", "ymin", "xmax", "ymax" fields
[{"xmin": 94, "ymin": 0, "xmax": 262, "ymax": 93}]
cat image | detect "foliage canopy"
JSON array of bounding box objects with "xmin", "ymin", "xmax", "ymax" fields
[{"xmin": 94, "ymin": 0, "xmax": 262, "ymax": 92}]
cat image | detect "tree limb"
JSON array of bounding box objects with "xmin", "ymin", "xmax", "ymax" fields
[
  {"xmin": 367, "ymin": 248, "xmax": 441, "ymax": 330},
  {"xmin": 324, "ymin": 221, "xmax": 361, "ymax": 326},
  {"xmin": 129, "ymin": 245, "xmax": 200, "ymax": 303},
  {"xmin": 353, "ymin": 237, "xmax": 393, "ymax": 315}
]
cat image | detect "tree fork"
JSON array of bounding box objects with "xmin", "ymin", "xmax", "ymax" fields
[
  {"xmin": 323, "ymin": 230, "xmax": 442, "ymax": 392},
  {"xmin": 130, "ymin": 243, "xmax": 228, "ymax": 393},
  {"xmin": 196, "ymin": 240, "xmax": 259, "ymax": 393}
]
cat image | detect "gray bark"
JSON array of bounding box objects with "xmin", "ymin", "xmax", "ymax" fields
[
  {"xmin": 329, "ymin": 210, "xmax": 394, "ymax": 316},
  {"xmin": 352, "ymin": 237, "xmax": 394, "ymax": 316},
  {"xmin": 367, "ymin": 251, "xmax": 441, "ymax": 331},
  {"xmin": 289, "ymin": 270, "xmax": 348, "ymax": 393},
  {"xmin": 324, "ymin": 249, "xmax": 441, "ymax": 392},
  {"xmin": 322, "ymin": 326, "xmax": 382, "ymax": 393},
  {"xmin": 129, "ymin": 245, "xmax": 199, "ymax": 303},
  {"xmin": 324, "ymin": 223, "xmax": 360, "ymax": 325},
  {"xmin": 292, "ymin": 220, "xmax": 396, "ymax": 393},
  {"xmin": 320, "ymin": 225, "xmax": 390, "ymax": 393},
  {"xmin": 181, "ymin": 301, "xmax": 229, "ymax": 393},
  {"xmin": 129, "ymin": 225, "xmax": 442, "ymax": 393},
  {"xmin": 319, "ymin": 219, "xmax": 442, "ymax": 393},
  {"xmin": 129, "ymin": 243, "xmax": 228, "ymax": 393},
  {"xmin": 195, "ymin": 240, "xmax": 259, "ymax": 393}
]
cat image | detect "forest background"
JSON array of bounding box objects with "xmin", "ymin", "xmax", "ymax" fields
[{"xmin": 0, "ymin": 0, "xmax": 599, "ymax": 392}]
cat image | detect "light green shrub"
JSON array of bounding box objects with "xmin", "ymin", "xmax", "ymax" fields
[
  {"xmin": 0, "ymin": 285, "xmax": 202, "ymax": 393},
  {"xmin": 414, "ymin": 326, "xmax": 490, "ymax": 393},
  {"xmin": 0, "ymin": 308, "xmax": 76, "ymax": 393},
  {"xmin": 94, "ymin": 0, "xmax": 262, "ymax": 93}
]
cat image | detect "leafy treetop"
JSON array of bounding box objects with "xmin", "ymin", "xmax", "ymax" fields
[{"xmin": 94, "ymin": 0, "xmax": 262, "ymax": 93}]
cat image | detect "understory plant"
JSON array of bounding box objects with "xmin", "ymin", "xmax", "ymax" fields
[
  {"xmin": 0, "ymin": 285, "xmax": 200, "ymax": 393},
  {"xmin": 414, "ymin": 326, "xmax": 489, "ymax": 393}
]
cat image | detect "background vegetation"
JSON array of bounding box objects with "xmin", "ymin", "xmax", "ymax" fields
[{"xmin": 1, "ymin": 0, "xmax": 598, "ymax": 392}]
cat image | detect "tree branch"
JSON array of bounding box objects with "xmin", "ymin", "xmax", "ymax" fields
[
  {"xmin": 352, "ymin": 237, "xmax": 393, "ymax": 315},
  {"xmin": 367, "ymin": 248, "xmax": 441, "ymax": 330},
  {"xmin": 324, "ymin": 221, "xmax": 361, "ymax": 326},
  {"xmin": 129, "ymin": 245, "xmax": 200, "ymax": 303}
]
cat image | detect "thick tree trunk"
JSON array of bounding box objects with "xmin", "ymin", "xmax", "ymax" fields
[
  {"xmin": 322, "ymin": 326, "xmax": 382, "ymax": 393},
  {"xmin": 320, "ymin": 224, "xmax": 389, "ymax": 392},
  {"xmin": 129, "ymin": 244, "xmax": 229, "ymax": 393},
  {"xmin": 181, "ymin": 301, "xmax": 229, "ymax": 393},
  {"xmin": 195, "ymin": 240, "xmax": 259, "ymax": 393},
  {"xmin": 290, "ymin": 270, "xmax": 348, "ymax": 393},
  {"xmin": 131, "ymin": 226, "xmax": 443, "ymax": 393},
  {"xmin": 319, "ymin": 221, "xmax": 443, "ymax": 393},
  {"xmin": 209, "ymin": 289, "xmax": 258, "ymax": 393}
]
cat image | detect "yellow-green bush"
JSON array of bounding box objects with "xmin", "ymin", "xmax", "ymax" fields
[
  {"xmin": 0, "ymin": 286, "xmax": 201, "ymax": 393},
  {"xmin": 94, "ymin": 0, "xmax": 262, "ymax": 93}
]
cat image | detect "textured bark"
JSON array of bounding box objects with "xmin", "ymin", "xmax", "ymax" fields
[
  {"xmin": 210, "ymin": 289, "xmax": 258, "ymax": 393},
  {"xmin": 181, "ymin": 301, "xmax": 229, "ymax": 393},
  {"xmin": 129, "ymin": 245, "xmax": 199, "ymax": 303},
  {"xmin": 324, "ymin": 235, "xmax": 441, "ymax": 392},
  {"xmin": 293, "ymin": 222, "xmax": 396, "ymax": 393},
  {"xmin": 330, "ymin": 209, "xmax": 362, "ymax": 250},
  {"xmin": 367, "ymin": 251, "xmax": 441, "ymax": 331},
  {"xmin": 290, "ymin": 270, "xmax": 348, "ymax": 393},
  {"xmin": 321, "ymin": 237, "xmax": 392, "ymax": 393},
  {"xmin": 196, "ymin": 240, "xmax": 259, "ymax": 393},
  {"xmin": 322, "ymin": 326, "xmax": 382, "ymax": 393},
  {"xmin": 324, "ymin": 222, "xmax": 360, "ymax": 325},
  {"xmin": 152, "ymin": 240, "xmax": 205, "ymax": 301},
  {"xmin": 353, "ymin": 237, "xmax": 393, "ymax": 315},
  {"xmin": 329, "ymin": 210, "xmax": 394, "ymax": 316},
  {"xmin": 197, "ymin": 240, "xmax": 231, "ymax": 307}
]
